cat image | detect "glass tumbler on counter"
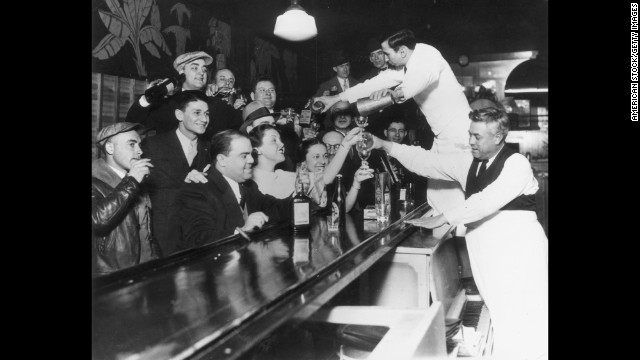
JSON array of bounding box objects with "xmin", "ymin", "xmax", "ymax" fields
[{"xmin": 375, "ymin": 172, "xmax": 391, "ymax": 222}]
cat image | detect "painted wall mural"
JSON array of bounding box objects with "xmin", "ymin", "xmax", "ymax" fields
[
  {"xmin": 163, "ymin": 3, "xmax": 191, "ymax": 58},
  {"xmin": 92, "ymin": 0, "xmax": 171, "ymax": 77},
  {"xmin": 92, "ymin": 0, "xmax": 299, "ymax": 103}
]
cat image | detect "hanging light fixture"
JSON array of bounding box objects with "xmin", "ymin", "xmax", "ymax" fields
[{"xmin": 273, "ymin": 0, "xmax": 317, "ymax": 41}]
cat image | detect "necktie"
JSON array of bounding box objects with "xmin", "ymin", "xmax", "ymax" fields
[
  {"xmin": 186, "ymin": 141, "xmax": 197, "ymax": 166},
  {"xmin": 239, "ymin": 183, "xmax": 248, "ymax": 221},
  {"xmin": 477, "ymin": 160, "xmax": 488, "ymax": 177},
  {"xmin": 343, "ymin": 78, "xmax": 349, "ymax": 90}
]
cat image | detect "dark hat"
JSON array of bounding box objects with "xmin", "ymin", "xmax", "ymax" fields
[
  {"xmin": 366, "ymin": 37, "xmax": 383, "ymax": 55},
  {"xmin": 96, "ymin": 122, "xmax": 142, "ymax": 146},
  {"xmin": 173, "ymin": 51, "xmax": 213, "ymax": 72},
  {"xmin": 332, "ymin": 53, "xmax": 350, "ymax": 67},
  {"xmin": 240, "ymin": 103, "xmax": 275, "ymax": 134}
]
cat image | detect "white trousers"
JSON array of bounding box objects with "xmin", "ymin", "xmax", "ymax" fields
[
  {"xmin": 465, "ymin": 211, "xmax": 548, "ymax": 360},
  {"xmin": 427, "ymin": 132, "xmax": 470, "ymax": 236}
]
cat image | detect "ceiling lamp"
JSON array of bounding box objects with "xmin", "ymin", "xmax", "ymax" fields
[
  {"xmin": 273, "ymin": 0, "xmax": 317, "ymax": 41},
  {"xmin": 505, "ymin": 58, "xmax": 548, "ymax": 94}
]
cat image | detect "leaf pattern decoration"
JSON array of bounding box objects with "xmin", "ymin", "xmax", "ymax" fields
[
  {"xmin": 135, "ymin": 0, "xmax": 153, "ymax": 31},
  {"xmin": 104, "ymin": 0, "xmax": 125, "ymax": 20},
  {"xmin": 150, "ymin": 1, "xmax": 161, "ymax": 30},
  {"xmin": 92, "ymin": 34, "xmax": 125, "ymax": 60},
  {"xmin": 140, "ymin": 26, "xmax": 171, "ymax": 58},
  {"xmin": 122, "ymin": 0, "xmax": 138, "ymax": 31},
  {"xmin": 170, "ymin": 3, "xmax": 191, "ymax": 27},
  {"xmin": 98, "ymin": 10, "xmax": 131, "ymax": 40}
]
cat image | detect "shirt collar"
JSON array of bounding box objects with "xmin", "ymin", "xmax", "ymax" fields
[
  {"xmin": 485, "ymin": 144, "xmax": 505, "ymax": 168},
  {"xmin": 175, "ymin": 128, "xmax": 197, "ymax": 155},
  {"xmin": 107, "ymin": 164, "xmax": 127, "ymax": 179}
]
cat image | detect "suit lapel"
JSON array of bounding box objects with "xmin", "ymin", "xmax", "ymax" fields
[
  {"xmin": 192, "ymin": 140, "xmax": 210, "ymax": 171},
  {"xmin": 209, "ymin": 169, "xmax": 244, "ymax": 224},
  {"xmin": 167, "ymin": 132, "xmax": 191, "ymax": 174}
]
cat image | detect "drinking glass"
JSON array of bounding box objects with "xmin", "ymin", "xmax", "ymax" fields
[
  {"xmin": 354, "ymin": 115, "xmax": 368, "ymax": 129},
  {"xmin": 360, "ymin": 131, "xmax": 374, "ymax": 150},
  {"xmin": 281, "ymin": 107, "xmax": 297, "ymax": 123},
  {"xmin": 356, "ymin": 141, "xmax": 371, "ymax": 167}
]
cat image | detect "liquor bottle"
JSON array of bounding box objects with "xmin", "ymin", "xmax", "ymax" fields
[
  {"xmin": 379, "ymin": 152, "xmax": 399, "ymax": 185},
  {"xmin": 374, "ymin": 172, "xmax": 391, "ymax": 222},
  {"xmin": 144, "ymin": 76, "xmax": 179, "ymax": 104},
  {"xmin": 292, "ymin": 168, "xmax": 311, "ymax": 231},
  {"xmin": 329, "ymin": 174, "xmax": 346, "ymax": 229},
  {"xmin": 306, "ymin": 98, "xmax": 325, "ymax": 114}
]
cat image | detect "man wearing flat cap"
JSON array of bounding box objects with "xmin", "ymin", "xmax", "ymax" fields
[
  {"xmin": 125, "ymin": 51, "xmax": 242, "ymax": 137},
  {"xmin": 92, "ymin": 122, "xmax": 161, "ymax": 276}
]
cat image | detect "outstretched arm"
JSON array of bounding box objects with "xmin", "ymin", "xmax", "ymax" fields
[{"xmin": 322, "ymin": 127, "xmax": 363, "ymax": 184}]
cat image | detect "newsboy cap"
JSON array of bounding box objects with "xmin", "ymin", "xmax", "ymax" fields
[
  {"xmin": 96, "ymin": 122, "xmax": 142, "ymax": 146},
  {"xmin": 173, "ymin": 51, "xmax": 213, "ymax": 72}
]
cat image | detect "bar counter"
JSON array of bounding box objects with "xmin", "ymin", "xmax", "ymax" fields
[{"xmin": 92, "ymin": 202, "xmax": 452, "ymax": 360}]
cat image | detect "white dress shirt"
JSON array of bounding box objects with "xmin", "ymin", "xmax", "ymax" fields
[
  {"xmin": 339, "ymin": 43, "xmax": 471, "ymax": 139},
  {"xmin": 175, "ymin": 128, "xmax": 198, "ymax": 165},
  {"xmin": 108, "ymin": 164, "xmax": 127, "ymax": 179},
  {"xmin": 388, "ymin": 142, "xmax": 539, "ymax": 227},
  {"xmin": 389, "ymin": 142, "xmax": 548, "ymax": 360},
  {"xmin": 222, "ymin": 174, "xmax": 242, "ymax": 205}
]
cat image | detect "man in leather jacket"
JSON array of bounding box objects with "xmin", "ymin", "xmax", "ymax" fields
[{"xmin": 92, "ymin": 122, "xmax": 161, "ymax": 276}]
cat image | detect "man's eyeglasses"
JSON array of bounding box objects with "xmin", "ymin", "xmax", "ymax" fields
[
  {"xmin": 256, "ymin": 88, "xmax": 276, "ymax": 95},
  {"xmin": 325, "ymin": 144, "xmax": 341, "ymax": 151},
  {"xmin": 369, "ymin": 51, "xmax": 384, "ymax": 60},
  {"xmin": 387, "ymin": 128, "xmax": 406, "ymax": 135}
]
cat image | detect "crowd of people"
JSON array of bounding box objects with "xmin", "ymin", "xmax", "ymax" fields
[{"xmin": 92, "ymin": 28, "xmax": 548, "ymax": 360}]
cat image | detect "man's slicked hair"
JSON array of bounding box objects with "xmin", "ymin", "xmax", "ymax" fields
[
  {"xmin": 174, "ymin": 90, "xmax": 209, "ymax": 112},
  {"xmin": 384, "ymin": 29, "xmax": 417, "ymax": 51},
  {"xmin": 210, "ymin": 129, "xmax": 246, "ymax": 164},
  {"xmin": 469, "ymin": 107, "xmax": 510, "ymax": 143}
]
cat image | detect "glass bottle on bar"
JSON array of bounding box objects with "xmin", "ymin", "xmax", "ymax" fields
[
  {"xmin": 292, "ymin": 164, "xmax": 311, "ymax": 231},
  {"xmin": 329, "ymin": 174, "xmax": 346, "ymax": 230}
]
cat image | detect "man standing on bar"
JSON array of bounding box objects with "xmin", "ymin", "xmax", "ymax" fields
[
  {"xmin": 314, "ymin": 29, "xmax": 471, "ymax": 235},
  {"xmin": 369, "ymin": 107, "xmax": 548, "ymax": 360}
]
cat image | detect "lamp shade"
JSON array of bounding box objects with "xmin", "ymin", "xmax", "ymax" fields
[
  {"xmin": 505, "ymin": 58, "xmax": 548, "ymax": 94},
  {"xmin": 273, "ymin": 4, "xmax": 317, "ymax": 41}
]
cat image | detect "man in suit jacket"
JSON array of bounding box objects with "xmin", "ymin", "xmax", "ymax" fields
[
  {"xmin": 172, "ymin": 130, "xmax": 292, "ymax": 253},
  {"xmin": 314, "ymin": 53, "xmax": 362, "ymax": 130},
  {"xmin": 141, "ymin": 90, "xmax": 212, "ymax": 256},
  {"xmin": 361, "ymin": 36, "xmax": 389, "ymax": 81},
  {"xmin": 314, "ymin": 54, "xmax": 361, "ymax": 97}
]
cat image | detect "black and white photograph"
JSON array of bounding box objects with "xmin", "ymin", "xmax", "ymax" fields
[{"xmin": 91, "ymin": 1, "xmax": 549, "ymax": 359}]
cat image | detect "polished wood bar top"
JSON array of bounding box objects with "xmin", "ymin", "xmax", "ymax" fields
[{"xmin": 92, "ymin": 203, "xmax": 447, "ymax": 360}]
